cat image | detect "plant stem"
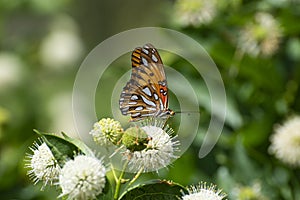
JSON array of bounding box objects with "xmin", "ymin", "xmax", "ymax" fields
[
  {"xmin": 127, "ymin": 166, "xmax": 144, "ymax": 187},
  {"xmin": 111, "ymin": 163, "xmax": 118, "ymax": 183},
  {"xmin": 229, "ymin": 48, "xmax": 244, "ymax": 77},
  {"xmin": 113, "ymin": 160, "xmax": 129, "ymax": 200}
]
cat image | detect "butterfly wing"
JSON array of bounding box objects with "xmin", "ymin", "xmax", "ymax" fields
[{"xmin": 119, "ymin": 43, "xmax": 171, "ymax": 121}]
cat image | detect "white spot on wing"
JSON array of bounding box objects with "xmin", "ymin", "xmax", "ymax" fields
[
  {"xmin": 131, "ymin": 95, "xmax": 138, "ymax": 100},
  {"xmin": 141, "ymin": 113, "xmax": 154, "ymax": 117},
  {"xmin": 135, "ymin": 106, "xmax": 143, "ymax": 111},
  {"xmin": 141, "ymin": 95, "xmax": 156, "ymax": 107},
  {"xmin": 146, "ymin": 107, "xmax": 157, "ymax": 111},
  {"xmin": 152, "ymin": 54, "xmax": 158, "ymax": 62},
  {"xmin": 153, "ymin": 93, "xmax": 159, "ymax": 100},
  {"xmin": 122, "ymin": 107, "xmax": 129, "ymax": 111},
  {"xmin": 142, "ymin": 48, "xmax": 149, "ymax": 54},
  {"xmin": 160, "ymin": 81, "xmax": 166, "ymax": 86},
  {"xmin": 142, "ymin": 57, "xmax": 148, "ymax": 66},
  {"xmin": 142, "ymin": 87, "xmax": 152, "ymax": 97},
  {"xmin": 159, "ymin": 99, "xmax": 164, "ymax": 110},
  {"xmin": 131, "ymin": 113, "xmax": 140, "ymax": 117},
  {"xmin": 128, "ymin": 101, "xmax": 137, "ymax": 105}
]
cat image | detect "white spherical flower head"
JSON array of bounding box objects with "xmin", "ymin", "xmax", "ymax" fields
[
  {"xmin": 59, "ymin": 155, "xmax": 106, "ymax": 200},
  {"xmin": 232, "ymin": 182, "xmax": 268, "ymax": 200},
  {"xmin": 237, "ymin": 12, "xmax": 282, "ymax": 57},
  {"xmin": 25, "ymin": 142, "xmax": 61, "ymax": 189},
  {"xmin": 40, "ymin": 29, "xmax": 84, "ymax": 69},
  {"xmin": 0, "ymin": 52, "xmax": 22, "ymax": 89},
  {"xmin": 269, "ymin": 116, "xmax": 300, "ymax": 167},
  {"xmin": 174, "ymin": 0, "xmax": 217, "ymax": 27},
  {"xmin": 89, "ymin": 118, "xmax": 123, "ymax": 146},
  {"xmin": 182, "ymin": 182, "xmax": 227, "ymax": 200},
  {"xmin": 126, "ymin": 125, "xmax": 180, "ymax": 173}
]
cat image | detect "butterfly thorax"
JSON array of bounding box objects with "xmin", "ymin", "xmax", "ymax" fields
[{"xmin": 155, "ymin": 108, "xmax": 175, "ymax": 119}]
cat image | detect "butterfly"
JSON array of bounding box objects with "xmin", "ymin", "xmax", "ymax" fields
[{"xmin": 119, "ymin": 43, "xmax": 175, "ymax": 121}]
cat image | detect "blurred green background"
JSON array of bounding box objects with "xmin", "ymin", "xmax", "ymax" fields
[{"xmin": 1, "ymin": 0, "xmax": 300, "ymax": 199}]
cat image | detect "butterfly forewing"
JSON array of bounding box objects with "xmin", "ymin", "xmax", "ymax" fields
[{"xmin": 119, "ymin": 43, "xmax": 174, "ymax": 121}]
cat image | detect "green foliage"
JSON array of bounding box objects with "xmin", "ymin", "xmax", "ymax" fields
[
  {"xmin": 98, "ymin": 177, "xmax": 114, "ymax": 200},
  {"xmin": 60, "ymin": 131, "xmax": 95, "ymax": 156},
  {"xmin": 34, "ymin": 130, "xmax": 82, "ymax": 167},
  {"xmin": 119, "ymin": 180, "xmax": 186, "ymax": 200}
]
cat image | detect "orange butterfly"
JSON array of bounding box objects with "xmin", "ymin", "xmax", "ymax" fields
[{"xmin": 119, "ymin": 43, "xmax": 175, "ymax": 121}]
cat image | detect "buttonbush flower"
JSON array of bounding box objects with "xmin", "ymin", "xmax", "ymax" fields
[
  {"xmin": 231, "ymin": 182, "xmax": 268, "ymax": 200},
  {"xmin": 237, "ymin": 12, "xmax": 282, "ymax": 57},
  {"xmin": 182, "ymin": 182, "xmax": 227, "ymax": 200},
  {"xmin": 174, "ymin": 0, "xmax": 217, "ymax": 27},
  {"xmin": 58, "ymin": 155, "xmax": 106, "ymax": 200},
  {"xmin": 269, "ymin": 116, "xmax": 300, "ymax": 167},
  {"xmin": 89, "ymin": 118, "xmax": 123, "ymax": 146},
  {"xmin": 25, "ymin": 141, "xmax": 61, "ymax": 189},
  {"xmin": 123, "ymin": 123, "xmax": 179, "ymax": 173},
  {"xmin": 0, "ymin": 52, "xmax": 22, "ymax": 88},
  {"xmin": 40, "ymin": 15, "xmax": 84, "ymax": 69}
]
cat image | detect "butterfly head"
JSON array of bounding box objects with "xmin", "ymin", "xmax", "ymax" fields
[
  {"xmin": 166, "ymin": 108, "xmax": 175, "ymax": 116},
  {"xmin": 156, "ymin": 108, "xmax": 175, "ymax": 119}
]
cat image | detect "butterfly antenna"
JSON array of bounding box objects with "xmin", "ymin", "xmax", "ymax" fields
[
  {"xmin": 109, "ymin": 144, "xmax": 125, "ymax": 159},
  {"xmin": 175, "ymin": 111, "xmax": 200, "ymax": 114}
]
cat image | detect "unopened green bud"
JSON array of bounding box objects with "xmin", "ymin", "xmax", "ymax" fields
[{"xmin": 122, "ymin": 127, "xmax": 150, "ymax": 152}]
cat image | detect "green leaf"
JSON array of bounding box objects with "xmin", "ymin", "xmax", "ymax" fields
[
  {"xmin": 33, "ymin": 129, "xmax": 82, "ymax": 167},
  {"xmin": 97, "ymin": 177, "xmax": 113, "ymax": 200},
  {"xmin": 61, "ymin": 132, "xmax": 94, "ymax": 157},
  {"xmin": 232, "ymin": 139, "xmax": 259, "ymax": 183},
  {"xmin": 119, "ymin": 180, "xmax": 186, "ymax": 200}
]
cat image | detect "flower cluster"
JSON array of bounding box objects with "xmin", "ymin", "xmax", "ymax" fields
[
  {"xmin": 59, "ymin": 155, "xmax": 106, "ymax": 200},
  {"xmin": 25, "ymin": 118, "xmax": 227, "ymax": 199},
  {"xmin": 26, "ymin": 140, "xmax": 106, "ymax": 199},
  {"xmin": 25, "ymin": 118, "xmax": 182, "ymax": 198},
  {"xmin": 89, "ymin": 118, "xmax": 123, "ymax": 146},
  {"xmin": 182, "ymin": 182, "xmax": 227, "ymax": 200},
  {"xmin": 89, "ymin": 118, "xmax": 179, "ymax": 173},
  {"xmin": 231, "ymin": 182, "xmax": 268, "ymax": 200},
  {"xmin": 174, "ymin": 0, "xmax": 218, "ymax": 27},
  {"xmin": 269, "ymin": 116, "xmax": 300, "ymax": 167},
  {"xmin": 237, "ymin": 12, "xmax": 282, "ymax": 57},
  {"xmin": 124, "ymin": 125, "xmax": 179, "ymax": 173},
  {"xmin": 25, "ymin": 141, "xmax": 61, "ymax": 189}
]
